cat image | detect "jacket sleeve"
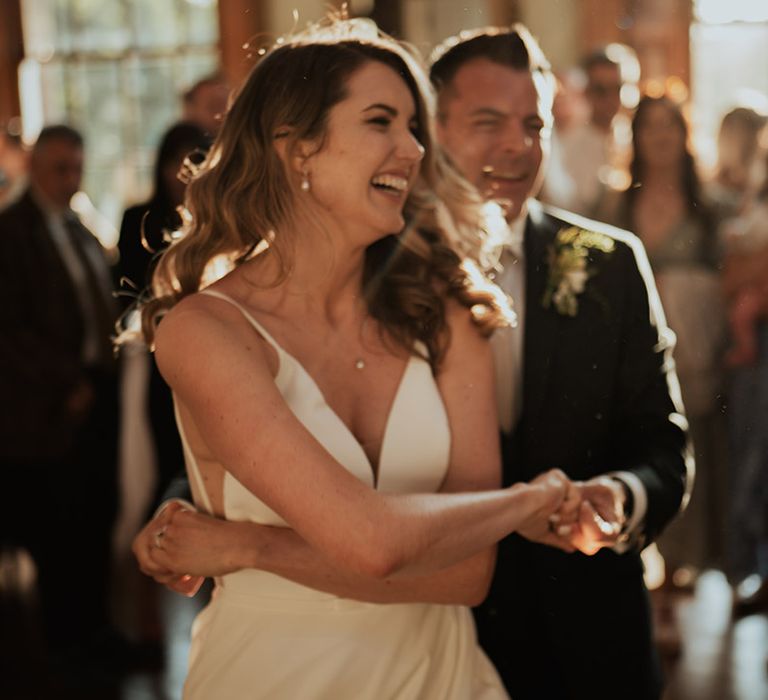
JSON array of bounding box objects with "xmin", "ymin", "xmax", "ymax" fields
[{"xmin": 608, "ymin": 236, "xmax": 693, "ymax": 545}]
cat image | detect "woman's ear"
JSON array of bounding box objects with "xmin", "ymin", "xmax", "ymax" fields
[
  {"xmin": 272, "ymin": 126, "xmax": 314, "ymax": 178},
  {"xmin": 272, "ymin": 125, "xmax": 293, "ymax": 167}
]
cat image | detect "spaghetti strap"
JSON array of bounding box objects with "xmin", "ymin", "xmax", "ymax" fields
[{"xmin": 200, "ymin": 288, "xmax": 286, "ymax": 357}]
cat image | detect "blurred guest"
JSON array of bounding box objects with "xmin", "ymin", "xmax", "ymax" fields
[
  {"xmin": 118, "ymin": 121, "xmax": 209, "ymax": 301},
  {"xmin": 540, "ymin": 69, "xmax": 589, "ymax": 210},
  {"xmin": 118, "ymin": 121, "xmax": 208, "ymax": 506},
  {"xmin": 182, "ymin": 72, "xmax": 230, "ymax": 138},
  {"xmin": 709, "ymin": 107, "xmax": 767, "ymax": 218},
  {"xmin": 0, "ymin": 125, "xmax": 28, "ymax": 208},
  {"xmin": 722, "ymin": 145, "xmax": 768, "ymax": 614},
  {"xmin": 0, "ymin": 125, "xmax": 122, "ymax": 681},
  {"xmin": 721, "ymin": 172, "xmax": 768, "ymax": 367},
  {"xmin": 599, "ymin": 95, "xmax": 728, "ymax": 582},
  {"xmin": 543, "ymin": 44, "xmax": 638, "ymax": 217}
]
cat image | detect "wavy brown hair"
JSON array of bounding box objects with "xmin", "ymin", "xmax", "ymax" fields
[
  {"xmin": 623, "ymin": 95, "xmax": 718, "ymax": 264},
  {"xmin": 140, "ymin": 18, "xmax": 511, "ymax": 372}
]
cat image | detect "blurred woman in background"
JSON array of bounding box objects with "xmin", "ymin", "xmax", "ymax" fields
[{"xmin": 599, "ymin": 95, "xmax": 728, "ymax": 585}]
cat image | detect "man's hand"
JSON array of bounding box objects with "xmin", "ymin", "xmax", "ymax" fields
[
  {"xmin": 517, "ymin": 474, "xmax": 628, "ymax": 556},
  {"xmin": 566, "ymin": 476, "xmax": 627, "ymax": 555}
]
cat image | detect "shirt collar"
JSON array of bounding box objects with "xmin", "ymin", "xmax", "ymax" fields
[{"xmin": 502, "ymin": 200, "xmax": 528, "ymax": 257}]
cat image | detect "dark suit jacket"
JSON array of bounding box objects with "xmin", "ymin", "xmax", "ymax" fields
[
  {"xmin": 117, "ymin": 199, "xmax": 179, "ymax": 306},
  {"xmin": 473, "ymin": 201, "xmax": 690, "ymax": 700},
  {"xmin": 0, "ymin": 190, "xmax": 116, "ymax": 459},
  {"xmin": 118, "ymin": 201, "xmax": 186, "ymax": 506}
]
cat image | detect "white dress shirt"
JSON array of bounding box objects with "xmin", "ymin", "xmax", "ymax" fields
[{"xmin": 490, "ymin": 213, "xmax": 526, "ymax": 435}]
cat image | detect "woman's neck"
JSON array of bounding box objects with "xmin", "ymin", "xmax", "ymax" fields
[{"xmin": 241, "ymin": 217, "xmax": 371, "ymax": 326}]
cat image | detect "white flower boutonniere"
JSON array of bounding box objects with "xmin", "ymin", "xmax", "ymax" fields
[{"xmin": 542, "ymin": 226, "xmax": 615, "ymax": 317}]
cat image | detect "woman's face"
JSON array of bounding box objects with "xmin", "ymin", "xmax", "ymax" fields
[
  {"xmin": 635, "ymin": 101, "xmax": 686, "ymax": 171},
  {"xmin": 302, "ymin": 60, "xmax": 426, "ymax": 243}
]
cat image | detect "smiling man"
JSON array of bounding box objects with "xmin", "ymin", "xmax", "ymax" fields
[{"xmin": 430, "ymin": 26, "xmax": 691, "ymax": 700}]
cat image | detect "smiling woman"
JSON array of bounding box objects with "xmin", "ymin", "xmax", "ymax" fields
[{"xmin": 128, "ymin": 13, "xmax": 576, "ymax": 700}]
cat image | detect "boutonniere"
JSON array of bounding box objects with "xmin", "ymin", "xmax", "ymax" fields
[{"xmin": 542, "ymin": 226, "xmax": 615, "ymax": 317}]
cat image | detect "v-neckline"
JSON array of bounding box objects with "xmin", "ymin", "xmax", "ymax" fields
[
  {"xmin": 279, "ymin": 350, "xmax": 416, "ymax": 488},
  {"xmin": 200, "ymin": 288, "xmax": 417, "ymax": 488}
]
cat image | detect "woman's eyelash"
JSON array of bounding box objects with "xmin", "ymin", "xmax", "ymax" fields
[{"xmin": 368, "ymin": 116, "xmax": 391, "ymax": 126}]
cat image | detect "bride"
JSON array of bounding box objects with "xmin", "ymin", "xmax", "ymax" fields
[{"xmin": 134, "ymin": 17, "xmax": 576, "ymax": 699}]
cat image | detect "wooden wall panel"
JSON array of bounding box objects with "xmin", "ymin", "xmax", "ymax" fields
[
  {"xmin": 217, "ymin": 0, "xmax": 268, "ymax": 88},
  {"xmin": 0, "ymin": 0, "xmax": 23, "ymax": 127},
  {"xmin": 579, "ymin": 0, "xmax": 691, "ymax": 89}
]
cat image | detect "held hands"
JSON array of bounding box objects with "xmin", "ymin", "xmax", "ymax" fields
[
  {"xmin": 518, "ymin": 473, "xmax": 627, "ymax": 555},
  {"xmin": 567, "ymin": 476, "xmax": 627, "ymax": 555},
  {"xmin": 132, "ymin": 501, "xmax": 203, "ymax": 595},
  {"xmin": 132, "ymin": 502, "xmax": 259, "ymax": 595}
]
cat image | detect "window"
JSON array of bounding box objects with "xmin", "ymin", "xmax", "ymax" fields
[
  {"xmin": 20, "ymin": 0, "xmax": 220, "ymax": 237},
  {"xmin": 690, "ymin": 0, "xmax": 768, "ymax": 169}
]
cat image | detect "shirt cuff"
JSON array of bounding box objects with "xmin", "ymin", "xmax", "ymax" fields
[
  {"xmin": 153, "ymin": 497, "xmax": 197, "ymax": 520},
  {"xmin": 608, "ymin": 470, "xmax": 648, "ymax": 553}
]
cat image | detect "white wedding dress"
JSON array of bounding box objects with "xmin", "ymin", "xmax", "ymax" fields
[{"xmin": 177, "ymin": 289, "xmax": 509, "ymax": 699}]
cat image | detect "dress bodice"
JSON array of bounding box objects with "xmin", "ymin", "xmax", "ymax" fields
[{"xmin": 175, "ymin": 289, "xmax": 451, "ymax": 597}]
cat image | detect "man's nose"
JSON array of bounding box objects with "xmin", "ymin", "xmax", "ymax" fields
[{"xmin": 500, "ymin": 122, "xmax": 533, "ymax": 153}]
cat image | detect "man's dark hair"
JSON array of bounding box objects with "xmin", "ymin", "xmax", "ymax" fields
[
  {"xmin": 428, "ymin": 25, "xmax": 555, "ymax": 121},
  {"xmin": 33, "ymin": 124, "xmax": 84, "ymax": 152},
  {"xmin": 429, "ymin": 24, "xmax": 552, "ymax": 92}
]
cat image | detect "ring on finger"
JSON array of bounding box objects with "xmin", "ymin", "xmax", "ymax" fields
[{"xmin": 153, "ymin": 526, "xmax": 167, "ymax": 549}]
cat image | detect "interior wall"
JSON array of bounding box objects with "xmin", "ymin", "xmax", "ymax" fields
[
  {"xmin": 402, "ymin": 0, "xmax": 492, "ymax": 60},
  {"xmin": 519, "ymin": 0, "xmax": 581, "ymax": 71},
  {"xmin": 0, "ymin": 0, "xmax": 23, "ymax": 127}
]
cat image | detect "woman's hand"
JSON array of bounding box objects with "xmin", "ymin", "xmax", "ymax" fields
[
  {"xmin": 147, "ymin": 508, "xmax": 260, "ymax": 579},
  {"xmin": 516, "ymin": 469, "xmax": 579, "ymax": 552},
  {"xmin": 131, "ymin": 501, "xmax": 203, "ymax": 595}
]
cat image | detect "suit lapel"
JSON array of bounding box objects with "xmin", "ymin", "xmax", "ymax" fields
[
  {"xmin": 521, "ymin": 203, "xmax": 561, "ymax": 428},
  {"xmin": 16, "ymin": 194, "xmax": 73, "ymax": 294}
]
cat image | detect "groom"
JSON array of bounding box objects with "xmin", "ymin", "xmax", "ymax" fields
[{"xmin": 429, "ymin": 25, "xmax": 690, "ymax": 699}]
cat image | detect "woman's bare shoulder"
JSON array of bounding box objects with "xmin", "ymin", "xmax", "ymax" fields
[
  {"xmin": 155, "ymin": 292, "xmax": 231, "ymax": 351},
  {"xmin": 154, "ymin": 290, "xmax": 277, "ymax": 387}
]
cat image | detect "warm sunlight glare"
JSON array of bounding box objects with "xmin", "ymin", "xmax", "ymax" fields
[{"xmin": 695, "ymin": 0, "xmax": 768, "ymax": 24}]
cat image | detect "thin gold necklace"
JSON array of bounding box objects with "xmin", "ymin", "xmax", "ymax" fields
[{"xmin": 355, "ymin": 315, "xmax": 370, "ymax": 370}]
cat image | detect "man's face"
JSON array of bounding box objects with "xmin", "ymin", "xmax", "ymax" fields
[
  {"xmin": 185, "ymin": 82, "xmax": 229, "ymax": 136},
  {"xmin": 30, "ymin": 139, "xmax": 83, "ymax": 209},
  {"xmin": 436, "ymin": 59, "xmax": 550, "ymax": 221},
  {"xmin": 585, "ymin": 63, "xmax": 622, "ymax": 130}
]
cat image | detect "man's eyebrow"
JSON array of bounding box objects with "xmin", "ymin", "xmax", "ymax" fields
[
  {"xmin": 469, "ymin": 107, "xmax": 505, "ymax": 118},
  {"xmin": 362, "ymin": 103, "xmax": 398, "ymax": 116}
]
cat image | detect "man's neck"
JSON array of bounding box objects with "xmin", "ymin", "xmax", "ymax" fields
[{"xmin": 504, "ymin": 198, "xmax": 529, "ymax": 230}]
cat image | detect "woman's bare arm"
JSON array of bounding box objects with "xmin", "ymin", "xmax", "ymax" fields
[
  {"xmin": 144, "ymin": 301, "xmax": 512, "ymax": 604},
  {"xmin": 154, "ymin": 294, "xmax": 566, "ymax": 580}
]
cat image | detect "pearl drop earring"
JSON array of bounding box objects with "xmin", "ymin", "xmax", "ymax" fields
[{"xmin": 301, "ymin": 171, "xmax": 311, "ymax": 192}]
